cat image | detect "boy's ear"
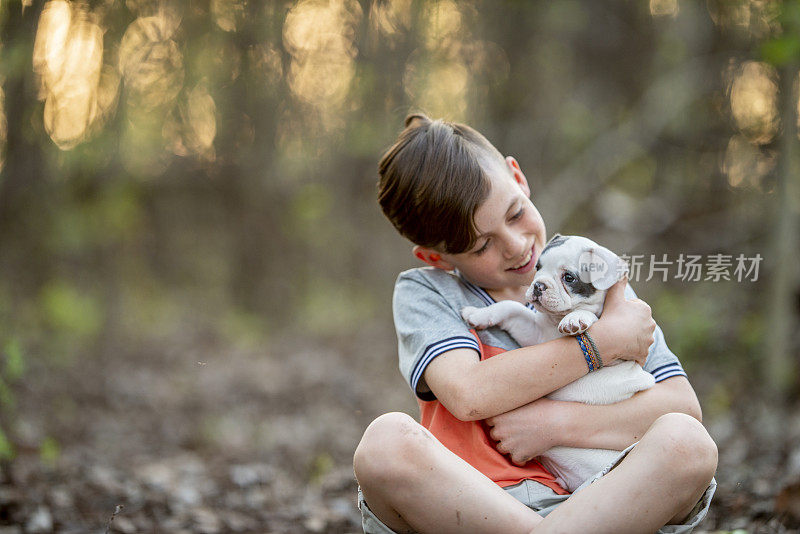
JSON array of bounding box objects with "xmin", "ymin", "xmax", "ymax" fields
[
  {"xmin": 505, "ymin": 156, "xmax": 530, "ymax": 197},
  {"xmin": 412, "ymin": 246, "xmax": 454, "ymax": 271}
]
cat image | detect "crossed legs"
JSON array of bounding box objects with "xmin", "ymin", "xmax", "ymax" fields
[{"xmin": 353, "ymin": 412, "xmax": 717, "ymax": 534}]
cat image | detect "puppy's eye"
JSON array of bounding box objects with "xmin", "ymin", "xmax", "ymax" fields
[
  {"xmin": 562, "ymin": 272, "xmax": 576, "ymax": 284},
  {"xmin": 535, "ymin": 262, "xmax": 541, "ymax": 271}
]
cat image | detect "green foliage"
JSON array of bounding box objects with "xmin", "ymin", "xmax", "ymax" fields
[
  {"xmin": 221, "ymin": 309, "xmax": 269, "ymax": 350},
  {"xmin": 40, "ymin": 282, "xmax": 103, "ymax": 341},
  {"xmin": 705, "ymin": 382, "xmax": 734, "ymax": 419},
  {"xmin": 0, "ymin": 428, "xmax": 13, "ymax": 462},
  {"xmin": 0, "ymin": 376, "xmax": 14, "ymax": 411},
  {"xmin": 301, "ymin": 281, "xmax": 379, "ymax": 337},
  {"xmin": 0, "ymin": 338, "xmax": 27, "ymax": 462},
  {"xmin": 558, "ymin": 101, "xmax": 598, "ymax": 149},
  {"xmin": 39, "ymin": 437, "xmax": 60, "ymax": 468},
  {"xmin": 3, "ymin": 338, "xmax": 25, "ymax": 382},
  {"xmin": 761, "ymin": 0, "xmax": 800, "ymax": 65},
  {"xmin": 737, "ymin": 312, "xmax": 765, "ymax": 354},
  {"xmin": 782, "ymin": 0, "xmax": 800, "ymax": 32},
  {"xmin": 611, "ymin": 156, "xmax": 657, "ymax": 197},
  {"xmin": 652, "ymin": 291, "xmax": 716, "ymax": 365},
  {"xmin": 308, "ymin": 452, "xmax": 334, "ymax": 485},
  {"xmin": 761, "ymin": 35, "xmax": 800, "ymax": 66},
  {"xmin": 291, "ymin": 184, "xmax": 333, "ymax": 230}
]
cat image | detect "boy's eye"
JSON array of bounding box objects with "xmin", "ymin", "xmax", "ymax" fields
[
  {"xmin": 510, "ymin": 208, "xmax": 525, "ymax": 220},
  {"xmin": 474, "ymin": 239, "xmax": 490, "ymax": 255}
]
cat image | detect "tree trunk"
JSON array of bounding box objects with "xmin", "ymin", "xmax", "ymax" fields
[{"xmin": 766, "ymin": 62, "xmax": 800, "ymax": 401}]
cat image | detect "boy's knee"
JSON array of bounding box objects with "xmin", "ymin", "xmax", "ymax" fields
[
  {"xmin": 353, "ymin": 412, "xmax": 433, "ymax": 488},
  {"xmin": 649, "ymin": 413, "xmax": 718, "ymax": 486}
]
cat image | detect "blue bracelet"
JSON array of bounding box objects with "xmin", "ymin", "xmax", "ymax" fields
[
  {"xmin": 576, "ymin": 333, "xmax": 603, "ymax": 372},
  {"xmin": 584, "ymin": 332, "xmax": 603, "ymax": 368}
]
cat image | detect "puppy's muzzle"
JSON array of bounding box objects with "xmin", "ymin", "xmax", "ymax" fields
[{"xmin": 531, "ymin": 282, "xmax": 546, "ymax": 298}]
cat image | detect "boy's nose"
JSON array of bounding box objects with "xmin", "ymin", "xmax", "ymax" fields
[{"xmin": 502, "ymin": 234, "xmax": 528, "ymax": 259}]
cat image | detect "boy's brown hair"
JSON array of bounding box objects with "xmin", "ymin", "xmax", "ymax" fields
[{"xmin": 377, "ymin": 113, "xmax": 505, "ymax": 254}]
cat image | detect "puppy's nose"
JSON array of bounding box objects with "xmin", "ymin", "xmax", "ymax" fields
[{"xmin": 532, "ymin": 282, "xmax": 546, "ymax": 297}]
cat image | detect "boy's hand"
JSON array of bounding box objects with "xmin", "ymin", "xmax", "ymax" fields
[
  {"xmin": 590, "ymin": 277, "xmax": 654, "ymax": 367},
  {"xmin": 485, "ymin": 398, "xmax": 562, "ymax": 466}
]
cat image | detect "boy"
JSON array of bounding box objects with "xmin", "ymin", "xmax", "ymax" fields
[{"xmin": 353, "ymin": 114, "xmax": 717, "ymax": 533}]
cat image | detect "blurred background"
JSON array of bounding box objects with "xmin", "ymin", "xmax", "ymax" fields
[{"xmin": 0, "ymin": 0, "xmax": 799, "ymax": 532}]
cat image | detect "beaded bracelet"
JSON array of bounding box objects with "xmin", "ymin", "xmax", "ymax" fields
[
  {"xmin": 584, "ymin": 332, "xmax": 602, "ymax": 367},
  {"xmin": 576, "ymin": 332, "xmax": 604, "ymax": 372}
]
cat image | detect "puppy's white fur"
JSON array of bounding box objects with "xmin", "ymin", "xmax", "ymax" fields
[{"xmin": 461, "ymin": 235, "xmax": 654, "ymax": 492}]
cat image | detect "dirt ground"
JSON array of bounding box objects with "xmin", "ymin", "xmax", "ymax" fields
[{"xmin": 2, "ymin": 321, "xmax": 799, "ymax": 533}]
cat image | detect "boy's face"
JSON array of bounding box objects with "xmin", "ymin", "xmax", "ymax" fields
[{"xmin": 420, "ymin": 156, "xmax": 547, "ymax": 292}]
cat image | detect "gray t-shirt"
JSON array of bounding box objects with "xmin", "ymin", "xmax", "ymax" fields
[{"xmin": 393, "ymin": 267, "xmax": 687, "ymax": 401}]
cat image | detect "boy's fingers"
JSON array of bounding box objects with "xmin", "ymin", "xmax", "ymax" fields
[{"xmin": 604, "ymin": 276, "xmax": 628, "ymax": 304}]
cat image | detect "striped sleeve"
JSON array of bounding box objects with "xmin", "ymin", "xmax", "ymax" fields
[
  {"xmin": 642, "ymin": 323, "xmax": 688, "ymax": 383},
  {"xmin": 411, "ymin": 336, "xmax": 481, "ymax": 401},
  {"xmin": 393, "ymin": 271, "xmax": 481, "ymax": 400},
  {"xmin": 650, "ymin": 362, "xmax": 687, "ymax": 383}
]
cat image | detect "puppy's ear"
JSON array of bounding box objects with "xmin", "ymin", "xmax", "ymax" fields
[
  {"xmin": 542, "ymin": 233, "xmax": 567, "ymax": 254},
  {"xmin": 579, "ymin": 245, "xmax": 627, "ymax": 291}
]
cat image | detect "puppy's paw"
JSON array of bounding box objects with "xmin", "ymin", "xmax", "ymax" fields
[
  {"xmin": 558, "ymin": 311, "xmax": 597, "ymax": 335},
  {"xmin": 558, "ymin": 317, "xmax": 586, "ymax": 335},
  {"xmin": 461, "ymin": 306, "xmax": 496, "ymax": 330}
]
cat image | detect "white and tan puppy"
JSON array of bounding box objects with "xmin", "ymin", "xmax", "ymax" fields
[{"xmin": 461, "ymin": 234, "xmax": 655, "ymax": 492}]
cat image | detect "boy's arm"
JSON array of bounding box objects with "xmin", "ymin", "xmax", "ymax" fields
[
  {"xmin": 484, "ymin": 376, "xmax": 700, "ymax": 466},
  {"xmin": 559, "ymin": 375, "xmax": 702, "ymax": 446},
  {"xmin": 424, "ymin": 279, "xmax": 655, "ymax": 421},
  {"xmin": 424, "ymin": 338, "xmax": 596, "ymax": 421}
]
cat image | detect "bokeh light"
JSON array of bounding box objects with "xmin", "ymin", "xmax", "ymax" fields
[
  {"xmin": 401, "ymin": 1, "xmax": 508, "ymax": 121},
  {"xmin": 116, "ymin": 9, "xmax": 186, "ymax": 175},
  {"xmin": 706, "ymin": 0, "xmax": 780, "ymax": 39},
  {"xmin": 283, "ymin": 0, "xmax": 362, "ymax": 122},
  {"xmin": 369, "ymin": 0, "xmax": 412, "ymax": 45},
  {"xmin": 33, "ymin": 1, "xmax": 117, "ymax": 150},
  {"xmin": 163, "ymin": 82, "xmax": 217, "ymax": 160},
  {"xmin": 722, "ymin": 134, "xmax": 776, "ymax": 188},
  {"xmin": 403, "ymin": 1, "xmax": 467, "ymax": 119},
  {"xmin": 420, "ymin": 0, "xmax": 462, "ymax": 50},
  {"xmin": 650, "ymin": 0, "xmax": 679, "ymax": 17},
  {"xmin": 118, "ymin": 14, "xmax": 185, "ymax": 110},
  {"xmin": 212, "ymin": 0, "xmax": 246, "ymax": 32},
  {"xmin": 729, "ymin": 60, "xmax": 779, "ymax": 145},
  {"xmin": 404, "ymin": 51, "xmax": 468, "ymax": 118}
]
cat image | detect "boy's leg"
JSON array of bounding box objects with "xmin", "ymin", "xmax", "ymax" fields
[
  {"xmin": 353, "ymin": 412, "xmax": 544, "ymax": 534},
  {"xmin": 355, "ymin": 412, "xmax": 716, "ymax": 534},
  {"xmin": 533, "ymin": 412, "xmax": 717, "ymax": 534}
]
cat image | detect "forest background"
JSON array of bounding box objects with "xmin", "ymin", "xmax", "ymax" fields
[{"xmin": 0, "ymin": 0, "xmax": 799, "ymax": 532}]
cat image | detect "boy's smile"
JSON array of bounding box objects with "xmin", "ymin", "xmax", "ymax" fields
[
  {"xmin": 506, "ymin": 246, "xmax": 535, "ymax": 274},
  {"xmin": 415, "ymin": 156, "xmax": 547, "ymax": 302}
]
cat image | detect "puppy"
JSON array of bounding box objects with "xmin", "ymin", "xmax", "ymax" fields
[{"xmin": 461, "ymin": 234, "xmax": 655, "ymax": 492}]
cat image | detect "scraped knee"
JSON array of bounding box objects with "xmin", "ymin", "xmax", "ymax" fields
[{"xmin": 353, "ymin": 412, "xmax": 434, "ymax": 489}]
